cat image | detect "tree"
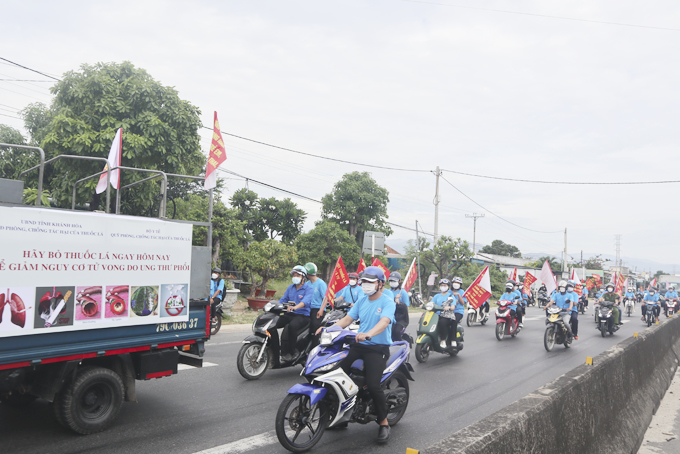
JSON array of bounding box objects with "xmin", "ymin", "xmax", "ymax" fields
[
  {"xmin": 654, "ymin": 270, "xmax": 665, "ymax": 279},
  {"xmin": 420, "ymin": 236, "xmax": 474, "ymax": 280},
  {"xmin": 0, "ymin": 124, "xmax": 33, "ymax": 180},
  {"xmin": 230, "ymin": 189, "xmax": 306, "ymax": 245},
  {"xmin": 295, "ymin": 220, "xmax": 361, "ymax": 282},
  {"xmin": 582, "ymin": 255, "xmax": 605, "ymax": 270},
  {"xmin": 21, "ymin": 102, "xmax": 52, "ymax": 147},
  {"xmin": 480, "ymin": 240, "xmax": 522, "ymax": 258},
  {"xmin": 321, "ymin": 172, "xmax": 393, "ymax": 245},
  {"xmin": 236, "ymin": 239, "xmax": 297, "ymax": 297},
  {"xmin": 35, "ymin": 61, "xmax": 205, "ymax": 213},
  {"xmin": 528, "ymin": 256, "xmax": 561, "ymax": 272}
]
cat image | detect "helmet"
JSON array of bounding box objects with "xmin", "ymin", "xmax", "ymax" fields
[
  {"xmin": 452, "ymin": 277, "xmax": 463, "ymax": 285},
  {"xmin": 304, "ymin": 262, "xmax": 317, "ymax": 276},
  {"xmin": 506, "ymin": 279, "xmax": 516, "ymax": 286},
  {"xmin": 671, "ymin": 285, "xmax": 676, "ymax": 290},
  {"xmin": 290, "ymin": 265, "xmax": 307, "ymax": 278},
  {"xmin": 212, "ymin": 267, "xmax": 221, "ymax": 274},
  {"xmin": 348, "ymin": 272, "xmax": 359, "ymax": 280},
  {"xmin": 389, "ymin": 272, "xmax": 402, "ymax": 282},
  {"xmin": 439, "ymin": 278, "xmax": 450, "ymax": 286},
  {"xmin": 361, "ymin": 266, "xmax": 386, "ymax": 282},
  {"xmin": 606, "ymin": 283, "xmax": 615, "ymax": 290},
  {"xmin": 650, "ymin": 286, "xmax": 658, "ymax": 291},
  {"xmin": 505, "ymin": 282, "xmax": 514, "ymax": 290},
  {"xmin": 558, "ymin": 280, "xmax": 567, "ymax": 288}
]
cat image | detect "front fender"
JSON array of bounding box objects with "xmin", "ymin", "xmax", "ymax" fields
[
  {"xmin": 416, "ymin": 333, "xmax": 433, "ymax": 345},
  {"xmin": 287, "ymin": 383, "xmax": 327, "ymax": 406},
  {"xmin": 398, "ymin": 363, "xmax": 415, "ymax": 381},
  {"xmin": 243, "ymin": 334, "xmax": 266, "ymax": 344}
]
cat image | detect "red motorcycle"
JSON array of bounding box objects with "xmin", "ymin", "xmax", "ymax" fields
[
  {"xmin": 495, "ymin": 298, "xmax": 522, "ymax": 341},
  {"xmin": 667, "ymin": 298, "xmax": 678, "ymax": 317}
]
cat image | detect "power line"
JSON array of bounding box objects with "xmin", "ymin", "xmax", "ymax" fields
[
  {"xmin": 0, "ymin": 112, "xmax": 21, "ymax": 120},
  {"xmin": 441, "ymin": 168, "xmax": 680, "ymax": 185},
  {"xmin": 0, "ymin": 57, "xmax": 61, "ymax": 81},
  {"xmin": 399, "ymin": 0, "xmax": 680, "ymax": 32},
  {"xmin": 0, "ymin": 79, "xmax": 53, "ymax": 82},
  {"xmin": 439, "ymin": 174, "xmax": 562, "ymax": 234}
]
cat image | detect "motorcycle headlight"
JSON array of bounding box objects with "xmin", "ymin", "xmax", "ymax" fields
[
  {"xmin": 425, "ymin": 302, "xmax": 434, "ymax": 311},
  {"xmin": 314, "ymin": 361, "xmax": 339, "ymax": 373},
  {"xmin": 264, "ymin": 301, "xmax": 276, "ymax": 312},
  {"xmin": 320, "ymin": 330, "xmax": 340, "ymax": 346}
]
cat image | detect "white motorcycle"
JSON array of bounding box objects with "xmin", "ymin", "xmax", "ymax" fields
[
  {"xmin": 624, "ymin": 297, "xmax": 635, "ymax": 317},
  {"xmin": 466, "ymin": 300, "xmax": 489, "ymax": 327}
]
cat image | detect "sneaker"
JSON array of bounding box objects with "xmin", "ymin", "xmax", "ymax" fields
[
  {"xmin": 519, "ymin": 323, "xmax": 524, "ymax": 328},
  {"xmin": 377, "ymin": 425, "xmax": 390, "ymax": 444},
  {"xmin": 439, "ymin": 340, "xmax": 447, "ymax": 349},
  {"xmin": 574, "ymin": 336, "xmax": 579, "ymax": 340},
  {"xmin": 281, "ymin": 353, "xmax": 293, "ymax": 363},
  {"xmin": 450, "ymin": 341, "xmax": 457, "ymax": 348}
]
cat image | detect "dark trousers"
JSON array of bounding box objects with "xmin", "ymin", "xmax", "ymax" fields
[
  {"xmin": 437, "ymin": 313, "xmax": 462, "ymax": 346},
  {"xmin": 570, "ymin": 312, "xmax": 578, "ymax": 336},
  {"xmin": 391, "ymin": 322, "xmax": 405, "ymax": 343},
  {"xmin": 662, "ymin": 301, "xmax": 668, "ymax": 316},
  {"xmin": 510, "ymin": 307, "xmax": 523, "ymax": 324},
  {"xmin": 339, "ymin": 343, "xmax": 390, "ymax": 423},
  {"xmin": 310, "ymin": 308, "xmax": 325, "ymax": 346},
  {"xmin": 273, "ymin": 313, "xmax": 308, "ymax": 356}
]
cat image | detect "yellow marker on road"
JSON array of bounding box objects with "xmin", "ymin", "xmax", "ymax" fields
[
  {"xmin": 634, "ymin": 332, "xmax": 638, "ymax": 338},
  {"xmin": 656, "ymin": 321, "xmax": 660, "ymax": 325},
  {"xmin": 406, "ymin": 449, "xmax": 420, "ymax": 454},
  {"xmin": 585, "ymin": 357, "xmax": 593, "ymax": 365}
]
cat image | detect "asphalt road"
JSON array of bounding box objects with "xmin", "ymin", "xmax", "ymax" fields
[{"xmin": 1, "ymin": 304, "xmax": 648, "ymax": 454}]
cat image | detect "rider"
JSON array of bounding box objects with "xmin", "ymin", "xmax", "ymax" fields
[
  {"xmin": 209, "ymin": 267, "xmax": 224, "ymax": 317},
  {"xmin": 545, "ymin": 280, "xmax": 576, "ymax": 337},
  {"xmin": 320, "ymin": 266, "xmax": 395, "ymax": 444},
  {"xmin": 388, "ymin": 272, "xmax": 411, "ymax": 342},
  {"xmin": 581, "ymin": 283, "xmax": 589, "ymax": 311},
  {"xmin": 566, "ymin": 281, "xmax": 580, "ymax": 339},
  {"xmin": 598, "ymin": 283, "xmax": 621, "ymax": 327},
  {"xmin": 306, "ymin": 262, "xmax": 328, "ymax": 341},
  {"xmin": 642, "ymin": 287, "xmax": 661, "ymax": 323},
  {"xmin": 499, "ymin": 281, "xmax": 523, "ymax": 328},
  {"xmin": 623, "ymin": 286, "xmax": 636, "ymax": 314},
  {"xmin": 274, "ymin": 265, "xmax": 312, "ymax": 363},
  {"xmin": 436, "ymin": 277, "xmax": 466, "ymax": 349},
  {"xmin": 431, "ymin": 279, "xmax": 453, "ymax": 345},
  {"xmin": 333, "ymin": 272, "xmax": 361, "ymax": 306},
  {"xmin": 664, "ymin": 285, "xmax": 678, "ymax": 317}
]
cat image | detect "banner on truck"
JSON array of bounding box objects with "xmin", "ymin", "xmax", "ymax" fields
[{"xmin": 0, "ymin": 206, "xmax": 193, "ymax": 338}]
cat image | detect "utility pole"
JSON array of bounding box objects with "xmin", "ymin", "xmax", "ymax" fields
[
  {"xmin": 614, "ymin": 234, "xmax": 622, "ymax": 269},
  {"xmin": 415, "ymin": 220, "xmax": 422, "ymax": 294},
  {"xmin": 465, "ymin": 213, "xmax": 485, "ymax": 254},
  {"xmin": 563, "ymin": 228, "xmax": 567, "ymax": 273},
  {"xmin": 433, "ymin": 166, "xmax": 441, "ymax": 244}
]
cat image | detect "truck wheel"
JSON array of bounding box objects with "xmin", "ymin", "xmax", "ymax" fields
[
  {"xmin": 59, "ymin": 366, "xmax": 124, "ymax": 434},
  {"xmin": 1, "ymin": 392, "xmax": 37, "ymax": 407},
  {"xmin": 51, "ymin": 392, "xmax": 68, "ymax": 428}
]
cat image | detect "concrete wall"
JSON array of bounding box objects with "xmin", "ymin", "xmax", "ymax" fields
[{"xmin": 426, "ymin": 317, "xmax": 680, "ymax": 454}]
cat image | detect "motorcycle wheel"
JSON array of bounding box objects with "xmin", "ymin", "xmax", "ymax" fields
[
  {"xmin": 647, "ymin": 316, "xmax": 652, "ymax": 327},
  {"xmin": 415, "ymin": 343, "xmax": 430, "ymax": 363},
  {"xmin": 544, "ymin": 326, "xmax": 555, "ymax": 352},
  {"xmin": 237, "ymin": 343, "xmax": 270, "ymax": 380},
  {"xmin": 275, "ymin": 393, "xmax": 328, "ymax": 453},
  {"xmin": 210, "ymin": 314, "xmax": 222, "ymax": 336},
  {"xmin": 467, "ymin": 313, "xmax": 474, "ymax": 327},
  {"xmin": 600, "ymin": 322, "xmax": 606, "ymax": 338},
  {"xmin": 481, "ymin": 317, "xmax": 487, "ymax": 326},
  {"xmin": 608, "ymin": 319, "xmax": 614, "ymax": 335},
  {"xmin": 495, "ymin": 323, "xmax": 505, "ymax": 341},
  {"xmin": 384, "ymin": 371, "xmax": 410, "ymax": 426}
]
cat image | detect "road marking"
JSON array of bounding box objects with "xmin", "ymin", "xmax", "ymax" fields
[
  {"xmin": 209, "ymin": 341, "xmax": 243, "ymax": 346},
  {"xmin": 193, "ymin": 430, "xmax": 277, "ymax": 454},
  {"xmin": 178, "ymin": 361, "xmax": 217, "ymax": 371}
]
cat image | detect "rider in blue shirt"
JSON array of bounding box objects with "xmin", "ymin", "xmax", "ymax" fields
[
  {"xmin": 436, "ymin": 277, "xmax": 466, "ymax": 349},
  {"xmin": 642, "ymin": 287, "xmax": 660, "ymax": 322},
  {"xmin": 663, "ymin": 286, "xmax": 678, "ymax": 317},
  {"xmin": 275, "ymin": 265, "xmax": 312, "ymax": 362},
  {"xmin": 566, "ymin": 281, "xmax": 581, "ymax": 339},
  {"xmin": 545, "ymin": 280, "xmax": 576, "ymax": 337},
  {"xmin": 334, "ymin": 272, "xmax": 361, "ymax": 306},
  {"xmin": 305, "ymin": 262, "xmax": 328, "ymax": 342},
  {"xmin": 388, "ymin": 272, "xmax": 410, "ymax": 342},
  {"xmin": 499, "ymin": 281, "xmax": 523, "ymax": 327}
]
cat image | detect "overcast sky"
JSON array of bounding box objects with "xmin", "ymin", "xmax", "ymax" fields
[{"xmin": 2, "ymin": 0, "xmax": 680, "ymax": 269}]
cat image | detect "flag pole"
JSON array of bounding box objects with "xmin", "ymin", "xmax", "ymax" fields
[
  {"xmin": 208, "ymin": 188, "xmax": 214, "ymax": 251},
  {"xmin": 415, "ymin": 220, "xmax": 422, "ymax": 294}
]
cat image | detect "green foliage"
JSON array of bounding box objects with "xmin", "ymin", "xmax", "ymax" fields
[
  {"xmin": 294, "ymin": 220, "xmax": 361, "ymax": 282},
  {"xmin": 230, "ymin": 188, "xmax": 306, "ymax": 244},
  {"xmin": 420, "ymin": 235, "xmax": 474, "ymax": 279},
  {"xmin": 654, "ymin": 270, "xmax": 665, "ymax": 279},
  {"xmin": 23, "ymin": 188, "xmax": 51, "ymax": 207},
  {"xmin": 20, "ymin": 102, "xmax": 52, "ymax": 147},
  {"xmin": 235, "ymin": 239, "xmax": 298, "ymax": 297},
  {"xmin": 582, "ymin": 254, "xmax": 605, "ymax": 270},
  {"xmin": 0, "ymin": 124, "xmax": 34, "ymax": 180},
  {"xmin": 34, "ymin": 61, "xmax": 204, "ymax": 213},
  {"xmin": 480, "ymin": 239, "xmax": 522, "ymax": 258},
  {"xmin": 321, "ymin": 171, "xmax": 392, "ymax": 244},
  {"xmin": 527, "ymin": 256, "xmax": 561, "ymax": 272}
]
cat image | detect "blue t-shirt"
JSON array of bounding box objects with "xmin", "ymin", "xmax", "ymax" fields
[
  {"xmin": 393, "ymin": 288, "xmax": 410, "ymax": 307},
  {"xmin": 278, "ymin": 282, "xmax": 312, "ymax": 316},
  {"xmin": 552, "ymin": 292, "xmax": 576, "ymax": 311},
  {"xmin": 624, "ymin": 292, "xmax": 636, "ymax": 299},
  {"xmin": 644, "ymin": 293, "xmax": 660, "ymax": 305},
  {"xmin": 431, "ymin": 291, "xmax": 452, "ymax": 315},
  {"xmin": 499, "ymin": 291, "xmax": 518, "ymax": 310},
  {"xmin": 338, "ymin": 284, "xmax": 361, "ymax": 305},
  {"xmin": 566, "ymin": 291, "xmax": 580, "ymax": 312},
  {"xmin": 450, "ymin": 289, "xmax": 466, "ymax": 314},
  {"xmin": 308, "ymin": 278, "xmax": 328, "ymax": 309},
  {"xmin": 582, "ymin": 288, "xmax": 589, "ymax": 297},
  {"xmin": 665, "ymin": 291, "xmax": 678, "ymax": 299},
  {"xmin": 348, "ymin": 292, "xmax": 396, "ymax": 346},
  {"xmin": 210, "ymin": 278, "xmax": 224, "ymax": 300},
  {"xmin": 382, "ymin": 288, "xmax": 395, "ymax": 300}
]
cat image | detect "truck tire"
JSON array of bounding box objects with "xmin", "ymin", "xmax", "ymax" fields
[
  {"xmin": 51, "ymin": 392, "xmax": 68, "ymax": 428},
  {"xmin": 59, "ymin": 366, "xmax": 124, "ymax": 434}
]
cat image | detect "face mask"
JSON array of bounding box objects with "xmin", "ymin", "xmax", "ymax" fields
[
  {"xmin": 362, "ymin": 282, "xmax": 378, "ymax": 296},
  {"xmin": 211, "ymin": 273, "xmax": 219, "ymax": 280},
  {"xmin": 452, "ymin": 283, "xmax": 461, "ymax": 290},
  {"xmin": 349, "ymin": 280, "xmax": 357, "ymax": 287},
  {"xmin": 559, "ymin": 287, "xmax": 565, "ymax": 293},
  {"xmin": 292, "ymin": 276, "xmax": 302, "ymax": 285},
  {"xmin": 567, "ymin": 288, "xmax": 573, "ymax": 293},
  {"xmin": 650, "ymin": 291, "xmax": 655, "ymax": 295},
  {"xmin": 389, "ymin": 281, "xmax": 399, "ymax": 289},
  {"xmin": 440, "ymin": 286, "xmax": 449, "ymax": 293}
]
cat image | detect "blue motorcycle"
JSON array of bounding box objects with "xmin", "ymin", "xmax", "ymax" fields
[{"xmin": 274, "ymin": 325, "xmax": 414, "ymax": 452}]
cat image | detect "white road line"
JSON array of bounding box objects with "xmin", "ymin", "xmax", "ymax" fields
[
  {"xmin": 178, "ymin": 361, "xmax": 217, "ymax": 371},
  {"xmin": 208, "ymin": 341, "xmax": 243, "ymax": 346},
  {"xmin": 193, "ymin": 431, "xmax": 278, "ymax": 454}
]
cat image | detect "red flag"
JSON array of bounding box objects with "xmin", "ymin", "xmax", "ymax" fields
[
  {"xmin": 402, "ymin": 258, "xmax": 418, "ymax": 292},
  {"xmin": 324, "ymin": 256, "xmax": 349, "ymax": 309},
  {"xmin": 585, "ymin": 278, "xmax": 595, "ymax": 291},
  {"xmin": 615, "ymin": 273, "xmax": 625, "ymax": 296},
  {"xmin": 592, "ymin": 274, "xmax": 602, "ymax": 286},
  {"xmin": 464, "ymin": 266, "xmax": 493, "ymax": 309},
  {"xmin": 356, "ymin": 258, "xmax": 367, "ymax": 274},
  {"xmin": 204, "ymin": 112, "xmax": 227, "ymax": 189},
  {"xmin": 371, "ymin": 257, "xmax": 391, "ymax": 280},
  {"xmin": 570, "ymin": 269, "xmax": 583, "ymax": 296},
  {"xmin": 523, "ymin": 272, "xmax": 537, "ymax": 296},
  {"xmin": 649, "ymin": 277, "xmax": 657, "ymax": 290},
  {"xmin": 509, "ymin": 267, "xmax": 517, "ymax": 282}
]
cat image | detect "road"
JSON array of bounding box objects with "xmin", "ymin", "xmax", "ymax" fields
[{"xmin": 1, "ymin": 305, "xmax": 646, "ymax": 454}]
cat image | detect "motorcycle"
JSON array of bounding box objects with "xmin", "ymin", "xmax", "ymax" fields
[
  {"xmin": 275, "ymin": 325, "xmax": 414, "ymax": 453},
  {"xmin": 537, "ymin": 291, "xmax": 549, "ymax": 309},
  {"xmin": 210, "ymin": 300, "xmax": 223, "ymax": 335},
  {"xmin": 595, "ymin": 300, "xmax": 617, "ymax": 337},
  {"xmin": 495, "ymin": 298, "xmax": 522, "ymax": 341},
  {"xmin": 544, "ymin": 306, "xmax": 572, "ymax": 352},
  {"xmin": 237, "ymin": 301, "xmax": 313, "ymax": 380},
  {"xmin": 624, "ymin": 297, "xmax": 635, "ymax": 317},
  {"xmin": 466, "ymin": 300, "xmax": 489, "ymax": 327},
  {"xmin": 577, "ymin": 295, "xmax": 587, "ymax": 314},
  {"xmin": 525, "ymin": 293, "xmax": 536, "ymax": 307},
  {"xmin": 410, "ymin": 289, "xmax": 424, "ymax": 308},
  {"xmin": 643, "ymin": 303, "xmax": 656, "ymax": 327},
  {"xmin": 414, "ymin": 298, "xmax": 465, "ymax": 363},
  {"xmin": 667, "ymin": 298, "xmax": 677, "ymax": 317}
]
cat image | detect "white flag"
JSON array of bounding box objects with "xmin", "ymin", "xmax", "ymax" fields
[
  {"xmin": 95, "ymin": 128, "xmax": 122, "ymax": 194},
  {"xmin": 540, "ymin": 260, "xmax": 557, "ymax": 294}
]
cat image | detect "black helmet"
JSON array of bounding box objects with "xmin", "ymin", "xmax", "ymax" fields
[{"xmin": 389, "ymin": 272, "xmax": 402, "ymax": 282}]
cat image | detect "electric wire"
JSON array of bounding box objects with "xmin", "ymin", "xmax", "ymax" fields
[
  {"xmin": 0, "ymin": 57, "xmax": 61, "ymax": 81},
  {"xmin": 441, "ymin": 168, "xmax": 680, "ymax": 185}
]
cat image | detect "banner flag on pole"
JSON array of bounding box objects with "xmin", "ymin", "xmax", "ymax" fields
[
  {"xmin": 570, "ymin": 269, "xmax": 583, "ymax": 296},
  {"xmin": 615, "ymin": 273, "xmax": 626, "ymax": 296},
  {"xmin": 622, "ymin": 277, "xmax": 629, "ymax": 292},
  {"xmin": 523, "ymin": 272, "xmax": 537, "ymax": 296},
  {"xmin": 402, "ymin": 258, "xmax": 418, "ymax": 292},
  {"xmin": 540, "ymin": 260, "xmax": 557, "ymax": 295},
  {"xmin": 371, "ymin": 257, "xmax": 391, "ymax": 280},
  {"xmin": 592, "ymin": 274, "xmax": 602, "ymax": 287},
  {"xmin": 95, "ymin": 128, "xmax": 122, "ymax": 194},
  {"xmin": 464, "ymin": 266, "xmax": 493, "ymax": 309},
  {"xmin": 357, "ymin": 258, "xmax": 367, "ymax": 274},
  {"xmin": 585, "ymin": 278, "xmax": 595, "ymax": 291},
  {"xmin": 324, "ymin": 255, "xmax": 349, "ymax": 309},
  {"xmin": 649, "ymin": 277, "xmax": 657, "ymax": 290},
  {"xmin": 508, "ymin": 267, "xmax": 518, "ymax": 281},
  {"xmin": 204, "ymin": 112, "xmax": 227, "ymax": 190}
]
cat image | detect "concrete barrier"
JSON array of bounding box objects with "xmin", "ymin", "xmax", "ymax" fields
[{"xmin": 426, "ymin": 317, "xmax": 680, "ymax": 454}]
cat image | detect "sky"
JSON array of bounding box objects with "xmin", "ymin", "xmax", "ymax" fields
[{"xmin": 1, "ymin": 0, "xmax": 680, "ymax": 270}]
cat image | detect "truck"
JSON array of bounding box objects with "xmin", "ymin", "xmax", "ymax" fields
[{"xmin": 0, "ymin": 144, "xmax": 213, "ymax": 434}]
